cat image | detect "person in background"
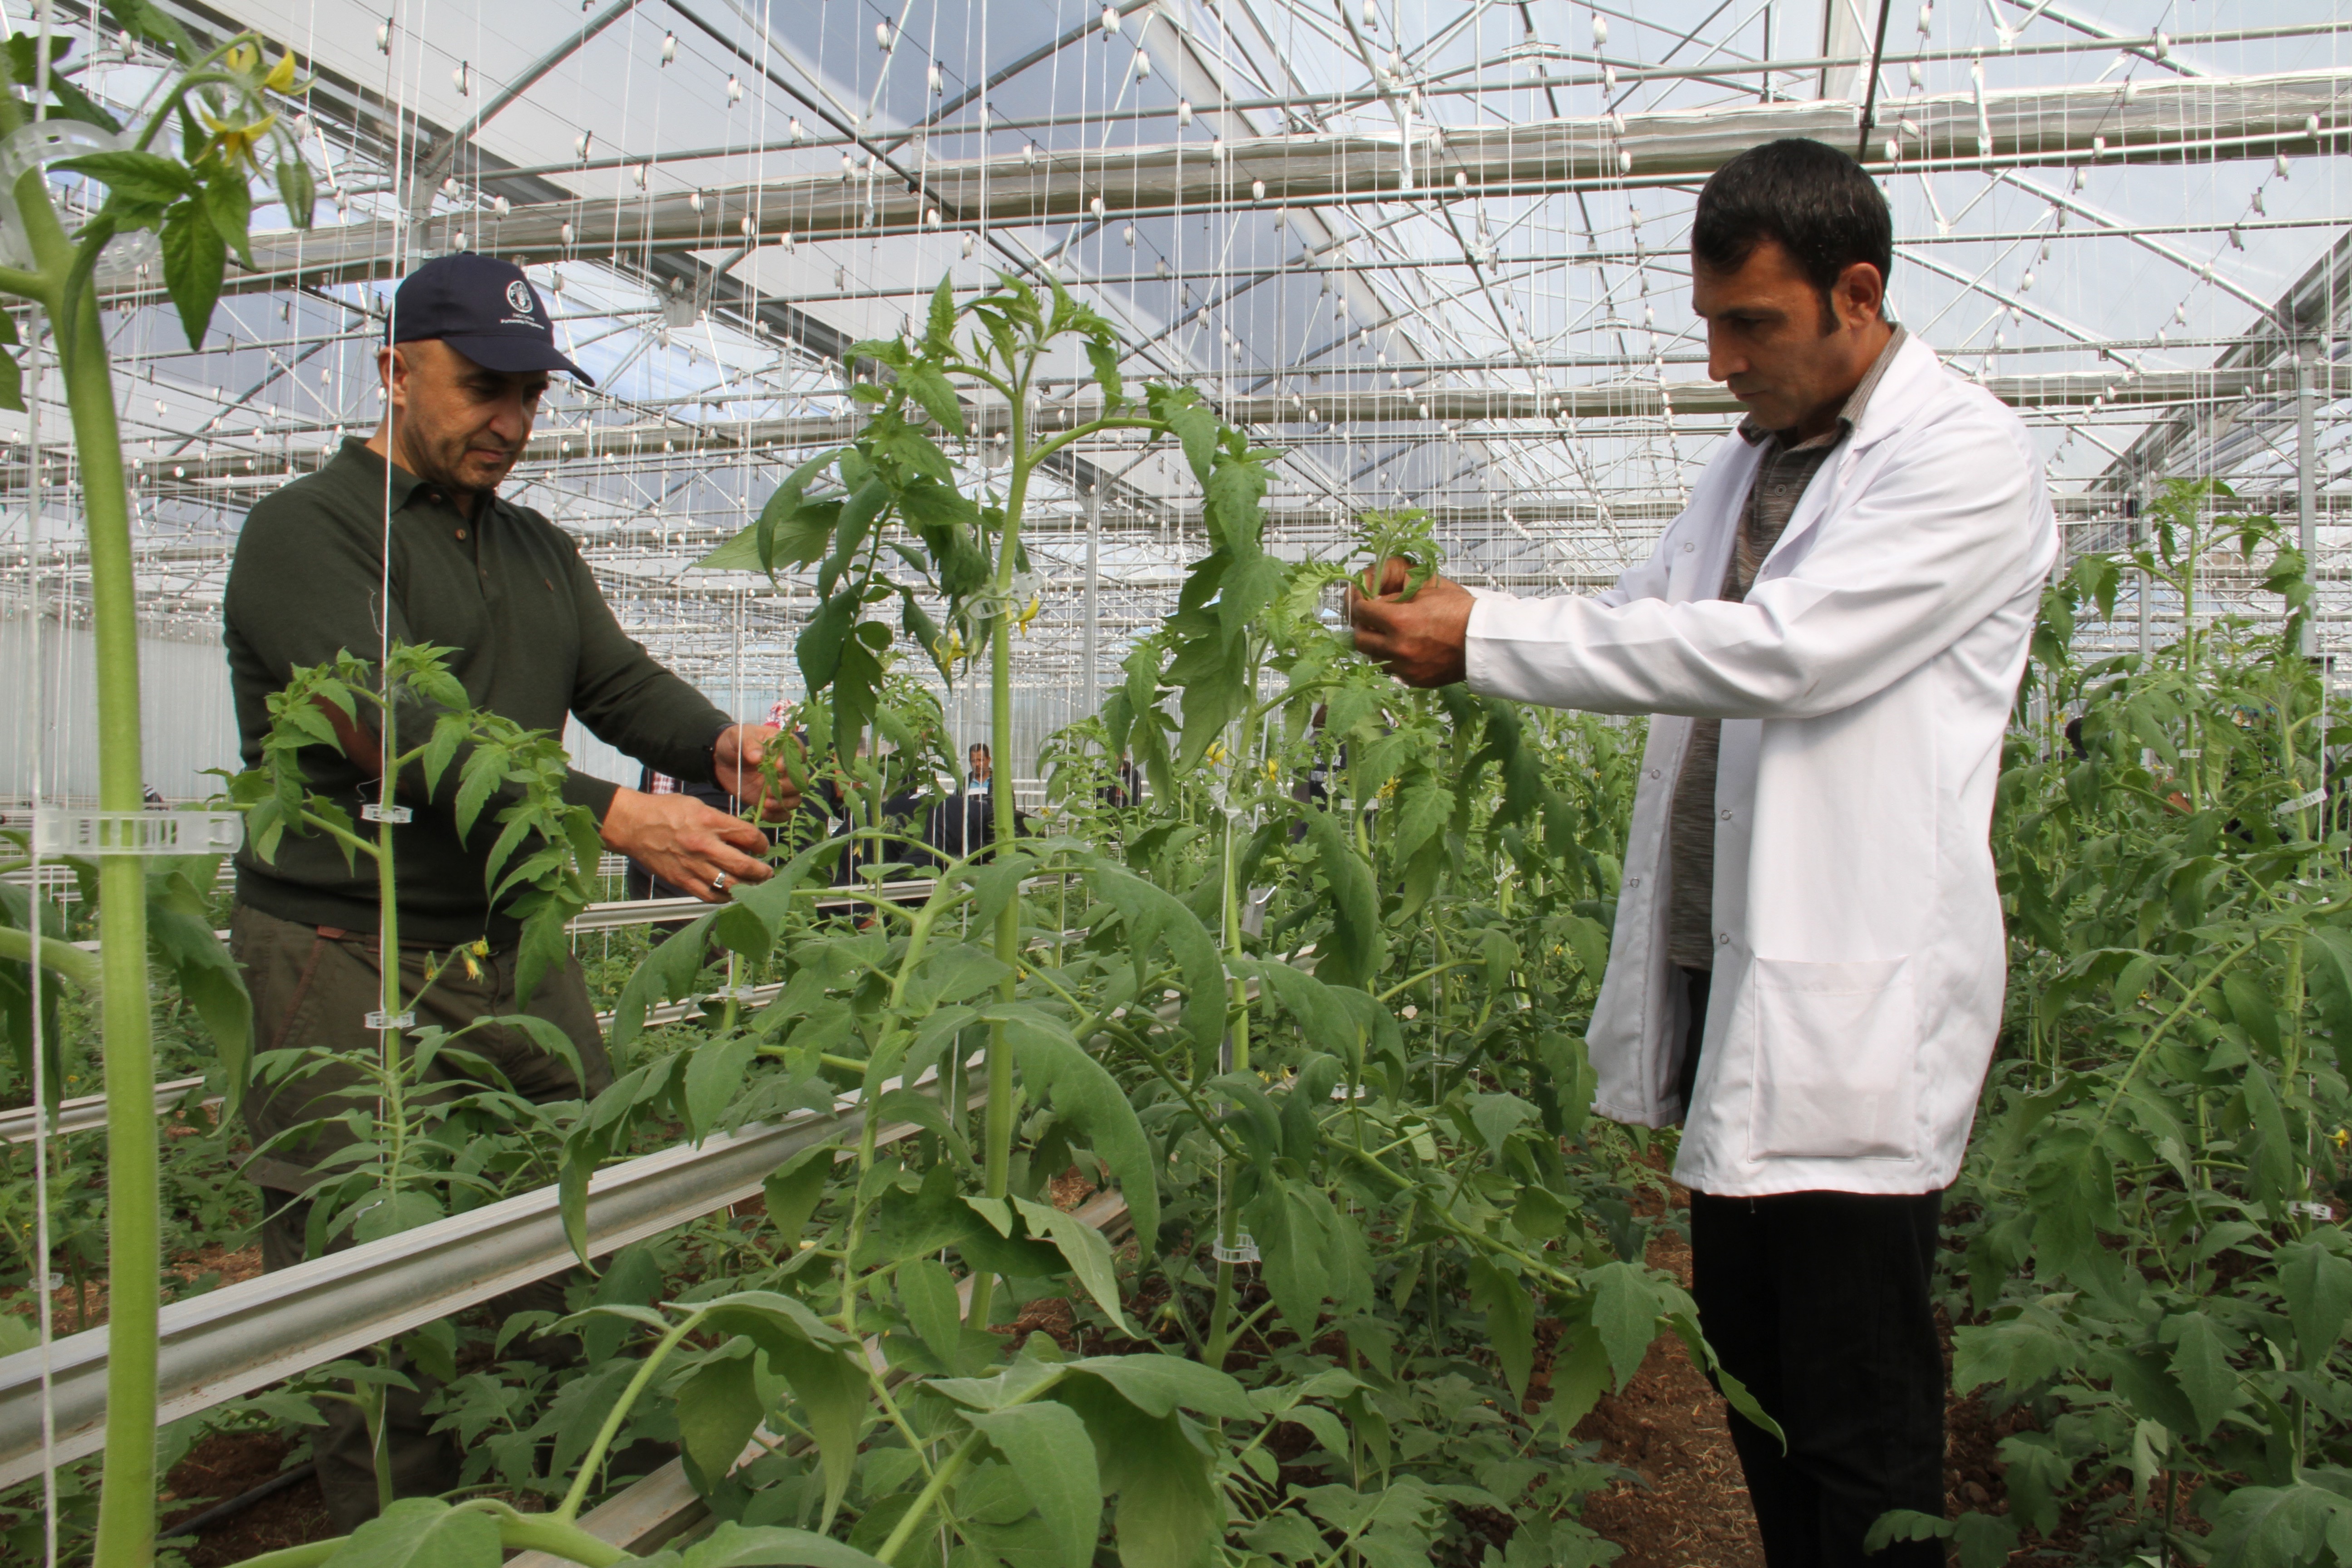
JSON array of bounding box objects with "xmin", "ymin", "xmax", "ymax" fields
[
  {"xmin": 931, "ymin": 741, "xmax": 995, "ymax": 859},
  {"xmin": 1099, "ymin": 751, "xmax": 1141, "ymax": 808},
  {"xmin": 220, "ymin": 252, "xmax": 800, "ymax": 1528},
  {"xmin": 1349, "ymin": 140, "xmax": 2055, "ymax": 1567}
]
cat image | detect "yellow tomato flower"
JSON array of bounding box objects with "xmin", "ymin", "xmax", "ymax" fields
[
  {"xmin": 200, "ymin": 108, "xmax": 278, "ymax": 170},
  {"xmin": 2335, "ymin": 1126, "xmax": 2349, "ymax": 1151},
  {"xmin": 225, "ymin": 42, "xmax": 258, "ymax": 75},
  {"xmin": 264, "ymin": 52, "xmax": 298, "ymax": 92}
]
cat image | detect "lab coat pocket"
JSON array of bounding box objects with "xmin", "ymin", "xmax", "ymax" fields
[{"xmin": 1749, "ymin": 955, "xmax": 1919, "ymax": 1160}]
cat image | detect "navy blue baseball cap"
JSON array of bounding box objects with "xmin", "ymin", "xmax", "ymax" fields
[{"xmin": 388, "ymin": 252, "xmax": 594, "ymax": 386}]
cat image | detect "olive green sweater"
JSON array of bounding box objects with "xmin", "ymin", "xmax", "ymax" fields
[{"xmin": 223, "ymin": 438, "xmax": 730, "ymax": 944}]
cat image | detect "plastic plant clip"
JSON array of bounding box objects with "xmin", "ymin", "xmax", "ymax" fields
[
  {"xmin": 31, "ymin": 810, "xmax": 241, "ymax": 857},
  {"xmin": 1212, "ymin": 1234, "xmax": 1260, "ymax": 1264},
  {"xmin": 0, "ymin": 122, "xmax": 158, "ymax": 282},
  {"xmin": 364, "ymin": 1011, "xmax": 418, "ymax": 1031},
  {"xmin": 360, "ymin": 804, "xmax": 413, "ymax": 823}
]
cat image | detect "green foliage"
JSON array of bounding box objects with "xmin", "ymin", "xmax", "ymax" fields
[
  {"xmin": 33, "ymin": 278, "xmax": 1702, "ymax": 1568},
  {"xmin": 1952, "ymin": 489, "xmax": 2352, "ymax": 1562}
]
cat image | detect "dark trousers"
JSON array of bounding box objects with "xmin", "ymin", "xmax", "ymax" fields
[
  {"xmin": 231, "ymin": 904, "xmax": 613, "ymax": 1531},
  {"xmin": 1676, "ymin": 968, "xmax": 1947, "ymax": 1568}
]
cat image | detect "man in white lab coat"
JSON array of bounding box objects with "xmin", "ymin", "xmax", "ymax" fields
[{"xmin": 1353, "ymin": 139, "xmax": 2057, "ymax": 1566}]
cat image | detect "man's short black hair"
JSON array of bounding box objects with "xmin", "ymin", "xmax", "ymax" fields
[{"xmin": 1691, "ymin": 138, "xmax": 1893, "ymax": 329}]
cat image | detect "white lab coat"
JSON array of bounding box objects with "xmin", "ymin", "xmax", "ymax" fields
[{"xmin": 1463, "ymin": 335, "xmax": 2057, "ymax": 1196}]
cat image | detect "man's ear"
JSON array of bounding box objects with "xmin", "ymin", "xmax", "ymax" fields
[
  {"xmin": 378, "ymin": 344, "xmax": 407, "ymax": 407},
  {"xmin": 1836, "ymin": 261, "xmax": 1886, "ymax": 330}
]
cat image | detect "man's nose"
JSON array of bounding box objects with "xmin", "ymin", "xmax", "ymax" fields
[
  {"xmin": 487, "ymin": 394, "xmax": 534, "ymax": 443},
  {"xmin": 1707, "ymin": 329, "xmax": 1743, "ymax": 384}
]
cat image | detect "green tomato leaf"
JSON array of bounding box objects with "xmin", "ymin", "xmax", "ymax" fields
[
  {"xmin": 2278, "ymin": 1241, "xmax": 2352, "ymax": 1369},
  {"xmin": 898, "ymin": 361, "xmax": 965, "ymax": 438},
  {"xmin": 764, "ymin": 1146, "xmax": 833, "ymax": 1248},
  {"xmin": 2168, "ymin": 1311, "xmax": 2239, "ymax": 1441},
  {"xmin": 683, "ymin": 1034, "xmax": 759, "ymax": 1142},
  {"xmin": 1298, "ymin": 807, "xmax": 1383, "ymax": 990},
  {"xmin": 201, "ymin": 166, "xmax": 255, "ymax": 266},
  {"xmin": 158, "ymin": 199, "xmax": 226, "ymax": 351},
  {"xmin": 1063, "ymin": 1352, "xmax": 1255, "ymax": 1420},
  {"xmin": 989, "ymin": 1006, "xmax": 1161, "ymax": 1250},
  {"xmin": 1464, "ymin": 1254, "xmax": 1534, "ymax": 1405},
  {"xmin": 1584, "ymin": 1260, "xmax": 1661, "ymax": 1392},
  {"xmin": 103, "ymin": 0, "xmax": 195, "ymax": 59},
  {"xmin": 54, "ymin": 149, "xmax": 192, "ymax": 206},
  {"xmin": 145, "ymin": 904, "xmax": 252, "ymax": 1112},
  {"xmin": 322, "ymin": 1496, "xmax": 499, "ymax": 1568},
  {"xmin": 764, "ymin": 1337, "xmax": 869, "ymax": 1530},
  {"xmin": 964, "ymin": 1401, "xmax": 1104, "ymax": 1568},
  {"xmin": 895, "ymin": 1255, "xmax": 965, "ymax": 1367},
  {"xmin": 1013, "ymin": 1194, "xmax": 1135, "ymax": 1337},
  {"xmin": 275, "ymin": 153, "xmax": 317, "ymax": 227},
  {"xmin": 681, "ymin": 1522, "xmax": 895, "ymax": 1568},
  {"xmin": 676, "ymin": 1350, "xmax": 764, "ymax": 1493},
  {"xmin": 1242, "ymin": 1180, "xmax": 1339, "ymax": 1345}
]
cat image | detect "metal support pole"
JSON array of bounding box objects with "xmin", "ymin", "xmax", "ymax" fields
[
  {"xmin": 1082, "ymin": 482, "xmax": 1102, "ymax": 718},
  {"xmin": 2300, "ymin": 343, "xmax": 2320, "ymax": 658}
]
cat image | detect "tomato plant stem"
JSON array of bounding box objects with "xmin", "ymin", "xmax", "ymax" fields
[{"xmin": 20, "ymin": 184, "xmax": 164, "ymax": 1568}]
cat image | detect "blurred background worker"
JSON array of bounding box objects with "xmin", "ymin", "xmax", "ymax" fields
[
  {"xmin": 1352, "ymin": 141, "xmax": 2057, "ymax": 1568},
  {"xmin": 220, "ymin": 252, "xmax": 799, "ymax": 1528},
  {"xmin": 931, "ymin": 740, "xmax": 996, "ymax": 858}
]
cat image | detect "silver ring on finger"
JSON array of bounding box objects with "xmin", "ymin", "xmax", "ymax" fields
[{"xmin": 712, "ymin": 871, "xmax": 729, "ymax": 894}]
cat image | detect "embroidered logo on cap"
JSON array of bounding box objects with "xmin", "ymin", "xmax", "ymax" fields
[{"xmin": 506, "ymin": 280, "xmax": 535, "ymax": 315}]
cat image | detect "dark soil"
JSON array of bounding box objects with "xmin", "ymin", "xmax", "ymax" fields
[
  {"xmin": 1573, "ymin": 1196, "xmax": 1768, "ymax": 1568},
  {"xmin": 3, "ymin": 1242, "xmax": 264, "ymax": 1335},
  {"xmin": 159, "ymin": 1429, "xmax": 334, "ymax": 1568},
  {"xmin": 1564, "ymin": 1173, "xmax": 2055, "ymax": 1568}
]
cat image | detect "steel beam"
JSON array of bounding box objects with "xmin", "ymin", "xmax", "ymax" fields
[
  {"xmin": 2095, "ymin": 227, "xmax": 2352, "ymax": 497},
  {"xmin": 231, "ymin": 71, "xmax": 2352, "ymax": 286},
  {"xmin": 104, "ymin": 363, "xmax": 2352, "ymax": 486}
]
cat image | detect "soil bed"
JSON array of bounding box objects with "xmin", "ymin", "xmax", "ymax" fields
[{"xmin": 160, "ymin": 1430, "xmax": 333, "ymax": 1568}]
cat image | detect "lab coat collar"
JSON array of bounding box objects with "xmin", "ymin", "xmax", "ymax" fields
[
  {"xmin": 1843, "ymin": 331, "xmax": 1946, "ymax": 456},
  {"xmin": 1737, "ymin": 334, "xmax": 1949, "ymax": 584}
]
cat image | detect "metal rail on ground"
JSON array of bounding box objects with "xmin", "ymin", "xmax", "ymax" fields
[
  {"xmin": 0, "ymin": 980, "xmax": 789, "ymax": 1146},
  {"xmin": 0, "ymin": 1062, "xmax": 982, "ymax": 1487}
]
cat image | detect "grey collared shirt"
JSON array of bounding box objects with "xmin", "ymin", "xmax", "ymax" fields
[{"xmin": 1664, "ymin": 327, "xmax": 1907, "ymax": 973}]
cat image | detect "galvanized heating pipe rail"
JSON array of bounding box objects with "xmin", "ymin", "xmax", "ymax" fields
[{"xmin": 0, "ymin": 1061, "xmax": 981, "ymax": 1487}]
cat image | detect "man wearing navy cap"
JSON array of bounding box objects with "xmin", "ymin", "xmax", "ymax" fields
[{"xmin": 221, "ymin": 253, "xmax": 795, "ymax": 1524}]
